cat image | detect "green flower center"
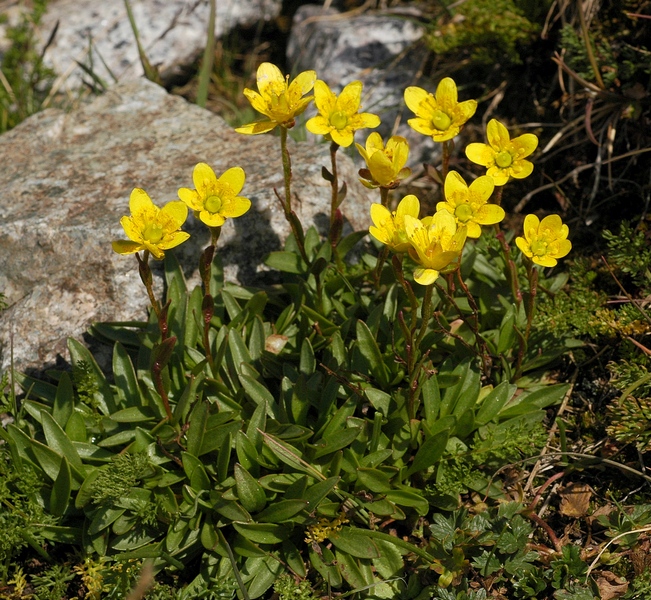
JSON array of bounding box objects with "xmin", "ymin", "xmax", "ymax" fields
[
  {"xmin": 496, "ymin": 151, "xmax": 513, "ymax": 168},
  {"xmin": 454, "ymin": 203, "xmax": 474, "ymax": 223},
  {"xmin": 143, "ymin": 224, "xmax": 164, "ymax": 243},
  {"xmin": 205, "ymin": 195, "xmax": 223, "ymax": 214},
  {"xmin": 431, "ymin": 110, "xmax": 452, "ymax": 131},
  {"xmin": 530, "ymin": 239, "xmax": 548, "ymax": 256},
  {"xmin": 330, "ymin": 111, "xmax": 349, "ymax": 130}
]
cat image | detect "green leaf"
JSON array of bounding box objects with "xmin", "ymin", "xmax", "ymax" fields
[
  {"xmin": 53, "ymin": 372, "xmax": 73, "ymax": 428},
  {"xmin": 313, "ymin": 427, "xmax": 361, "ymax": 459},
  {"xmin": 422, "ymin": 375, "xmax": 441, "ymax": 427},
  {"xmin": 330, "ymin": 527, "xmax": 381, "ymax": 558},
  {"xmin": 41, "ymin": 410, "xmax": 84, "ymax": 472},
  {"xmin": 356, "ymin": 468, "xmax": 393, "ymax": 493},
  {"xmin": 186, "ymin": 399, "xmax": 208, "ymax": 457},
  {"xmin": 335, "ymin": 549, "xmax": 371, "ymax": 589},
  {"xmin": 246, "ymin": 555, "xmax": 283, "ymax": 599},
  {"xmin": 67, "ymin": 338, "xmax": 116, "ymax": 414},
  {"xmin": 232, "ymin": 522, "xmax": 289, "ymax": 544},
  {"xmin": 300, "ymin": 337, "xmax": 316, "ymax": 375},
  {"xmin": 384, "ymin": 489, "xmax": 429, "ymax": 516},
  {"xmin": 65, "ymin": 411, "xmax": 87, "ymax": 442},
  {"xmin": 182, "ymin": 452, "xmax": 211, "ymax": 492},
  {"xmin": 265, "ymin": 250, "xmax": 306, "ymax": 274},
  {"xmin": 256, "ymin": 499, "xmax": 308, "ymax": 522},
  {"xmin": 356, "ymin": 320, "xmax": 389, "ymax": 387},
  {"xmin": 50, "ymin": 455, "xmax": 71, "ymax": 516},
  {"xmin": 405, "ymin": 429, "xmax": 449, "ymax": 477},
  {"xmin": 309, "ymin": 545, "xmax": 342, "ymax": 587},
  {"xmin": 499, "ymin": 383, "xmax": 570, "ymax": 419},
  {"xmin": 475, "ymin": 381, "xmax": 517, "ymax": 425},
  {"xmin": 304, "ymin": 476, "xmax": 340, "ymax": 509},
  {"xmin": 40, "ymin": 526, "xmax": 83, "ymax": 545},
  {"xmin": 110, "ymin": 406, "xmax": 156, "ymax": 422},
  {"xmin": 113, "ymin": 342, "xmax": 142, "ymax": 408},
  {"xmin": 241, "ymin": 374, "xmax": 279, "ymax": 419},
  {"xmin": 497, "ymin": 305, "xmax": 517, "ymax": 355},
  {"xmin": 235, "ymin": 463, "xmax": 267, "ymax": 513}
]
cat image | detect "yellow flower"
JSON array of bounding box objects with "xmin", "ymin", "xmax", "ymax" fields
[
  {"xmin": 436, "ymin": 170, "xmax": 505, "ymax": 238},
  {"xmin": 112, "ymin": 189, "xmax": 189, "ymax": 260},
  {"xmin": 306, "ymin": 80, "xmax": 380, "ymax": 147},
  {"xmin": 404, "ymin": 78, "xmax": 477, "ymax": 142},
  {"xmin": 404, "ymin": 211, "xmax": 467, "ymax": 285},
  {"xmin": 515, "ymin": 214, "xmax": 572, "ymax": 267},
  {"xmin": 465, "ymin": 119, "xmax": 538, "ymax": 186},
  {"xmin": 369, "ymin": 194, "xmax": 420, "ymax": 252},
  {"xmin": 178, "ymin": 163, "xmax": 251, "ymax": 228},
  {"xmin": 356, "ymin": 132, "xmax": 411, "ymax": 189},
  {"xmin": 235, "ymin": 62, "xmax": 316, "ymax": 134}
]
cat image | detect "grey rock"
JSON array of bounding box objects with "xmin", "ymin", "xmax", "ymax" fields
[
  {"xmin": 0, "ymin": 78, "xmax": 374, "ymax": 374},
  {"xmin": 287, "ymin": 4, "xmax": 439, "ymax": 164},
  {"xmin": 34, "ymin": 0, "xmax": 281, "ymax": 89}
]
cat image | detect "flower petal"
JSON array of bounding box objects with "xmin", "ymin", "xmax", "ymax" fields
[
  {"xmin": 112, "ymin": 240, "xmax": 142, "ymax": 255},
  {"xmin": 487, "ymin": 119, "xmax": 511, "ymax": 150},
  {"xmin": 221, "ymin": 196, "xmax": 251, "ymax": 218},
  {"xmin": 511, "ymin": 133, "xmax": 539, "ymax": 158},
  {"xmin": 234, "ymin": 120, "xmax": 278, "ymax": 135},
  {"xmin": 219, "ymin": 166, "xmax": 246, "ymax": 195},
  {"xmin": 178, "ymin": 188, "xmax": 202, "ymax": 211},
  {"xmin": 475, "ymin": 204, "xmax": 505, "ymax": 226},
  {"xmin": 160, "ymin": 200, "xmax": 189, "ymax": 229},
  {"xmin": 370, "ymin": 203, "xmax": 391, "ymax": 228},
  {"xmin": 291, "ymin": 70, "xmax": 317, "ymax": 96},
  {"xmin": 193, "ymin": 163, "xmax": 218, "ymax": 196},
  {"xmin": 435, "ymin": 77, "xmax": 458, "ymax": 110},
  {"xmin": 313, "ymin": 80, "xmax": 336, "ymax": 116},
  {"xmin": 396, "ymin": 195, "xmax": 420, "ymax": 219},
  {"xmin": 403, "ymin": 86, "xmax": 429, "ymax": 115},
  {"xmin": 413, "ymin": 267, "xmax": 439, "ymax": 286},
  {"xmin": 336, "ymin": 80, "xmax": 363, "ymax": 114},
  {"xmin": 468, "ymin": 175, "xmax": 495, "ymax": 202},
  {"xmin": 256, "ymin": 62, "xmax": 285, "ymax": 97},
  {"xmin": 465, "ymin": 143, "xmax": 494, "ymax": 167},
  {"xmin": 306, "ymin": 115, "xmax": 332, "ymax": 136}
]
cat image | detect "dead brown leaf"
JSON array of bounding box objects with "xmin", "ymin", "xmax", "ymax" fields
[
  {"xmin": 596, "ymin": 570, "xmax": 628, "ymax": 600},
  {"xmin": 559, "ymin": 482, "xmax": 592, "ymax": 518}
]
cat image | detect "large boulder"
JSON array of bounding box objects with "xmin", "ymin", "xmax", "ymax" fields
[
  {"xmin": 33, "ymin": 0, "xmax": 281, "ymax": 89},
  {"xmin": 0, "ymin": 78, "xmax": 374, "ymax": 374}
]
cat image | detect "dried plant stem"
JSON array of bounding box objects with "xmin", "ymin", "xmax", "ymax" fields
[{"xmin": 328, "ymin": 140, "xmax": 341, "ymax": 244}]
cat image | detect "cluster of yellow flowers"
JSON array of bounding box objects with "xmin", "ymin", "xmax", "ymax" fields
[
  {"xmin": 112, "ymin": 61, "xmax": 571, "ymax": 278},
  {"xmin": 304, "ymin": 512, "xmax": 349, "ymax": 545}
]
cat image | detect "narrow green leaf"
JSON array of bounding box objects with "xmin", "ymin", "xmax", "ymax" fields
[
  {"xmin": 182, "ymin": 452, "xmax": 211, "ymax": 492},
  {"xmin": 331, "ymin": 527, "xmax": 380, "ymax": 559},
  {"xmin": 356, "ymin": 320, "xmax": 389, "ymax": 387},
  {"xmin": 235, "ymin": 463, "xmax": 267, "ymax": 513},
  {"xmin": 186, "ymin": 399, "xmax": 208, "ymax": 457},
  {"xmin": 299, "ymin": 337, "xmax": 316, "ymax": 375},
  {"xmin": 256, "ymin": 499, "xmax": 308, "ymax": 522},
  {"xmin": 53, "ymin": 372, "xmax": 73, "ymax": 428},
  {"xmin": 265, "ymin": 251, "xmax": 305, "ymax": 274},
  {"xmin": 313, "ymin": 427, "xmax": 361, "ymax": 458},
  {"xmin": 499, "ymin": 383, "xmax": 570, "ymax": 419},
  {"xmin": 232, "ymin": 522, "xmax": 289, "ymax": 544},
  {"xmin": 405, "ymin": 429, "xmax": 449, "ymax": 477},
  {"xmin": 113, "ymin": 342, "xmax": 141, "ymax": 408},
  {"xmin": 41, "ymin": 410, "xmax": 84, "ymax": 472},
  {"xmin": 110, "ymin": 406, "xmax": 156, "ymax": 422},
  {"xmin": 67, "ymin": 338, "xmax": 116, "ymax": 414},
  {"xmin": 50, "ymin": 455, "xmax": 71, "ymax": 516},
  {"xmin": 475, "ymin": 381, "xmax": 517, "ymax": 425},
  {"xmin": 65, "ymin": 411, "xmax": 87, "ymax": 442}
]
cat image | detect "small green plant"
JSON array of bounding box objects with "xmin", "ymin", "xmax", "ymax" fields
[
  {"xmin": 425, "ymin": 0, "xmax": 541, "ymax": 65},
  {"xmin": 0, "ymin": 0, "xmax": 56, "ymax": 133}
]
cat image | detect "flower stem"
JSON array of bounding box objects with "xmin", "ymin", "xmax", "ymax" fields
[
  {"xmin": 199, "ymin": 227, "xmax": 221, "ymax": 378},
  {"xmin": 135, "ymin": 251, "xmax": 173, "ymax": 421},
  {"xmin": 441, "ymin": 141, "xmax": 451, "ymax": 179},
  {"xmin": 279, "ymin": 126, "xmax": 309, "ymax": 264},
  {"xmin": 515, "ymin": 260, "xmax": 539, "ymax": 379},
  {"xmin": 329, "ymin": 140, "xmax": 341, "ymax": 245}
]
